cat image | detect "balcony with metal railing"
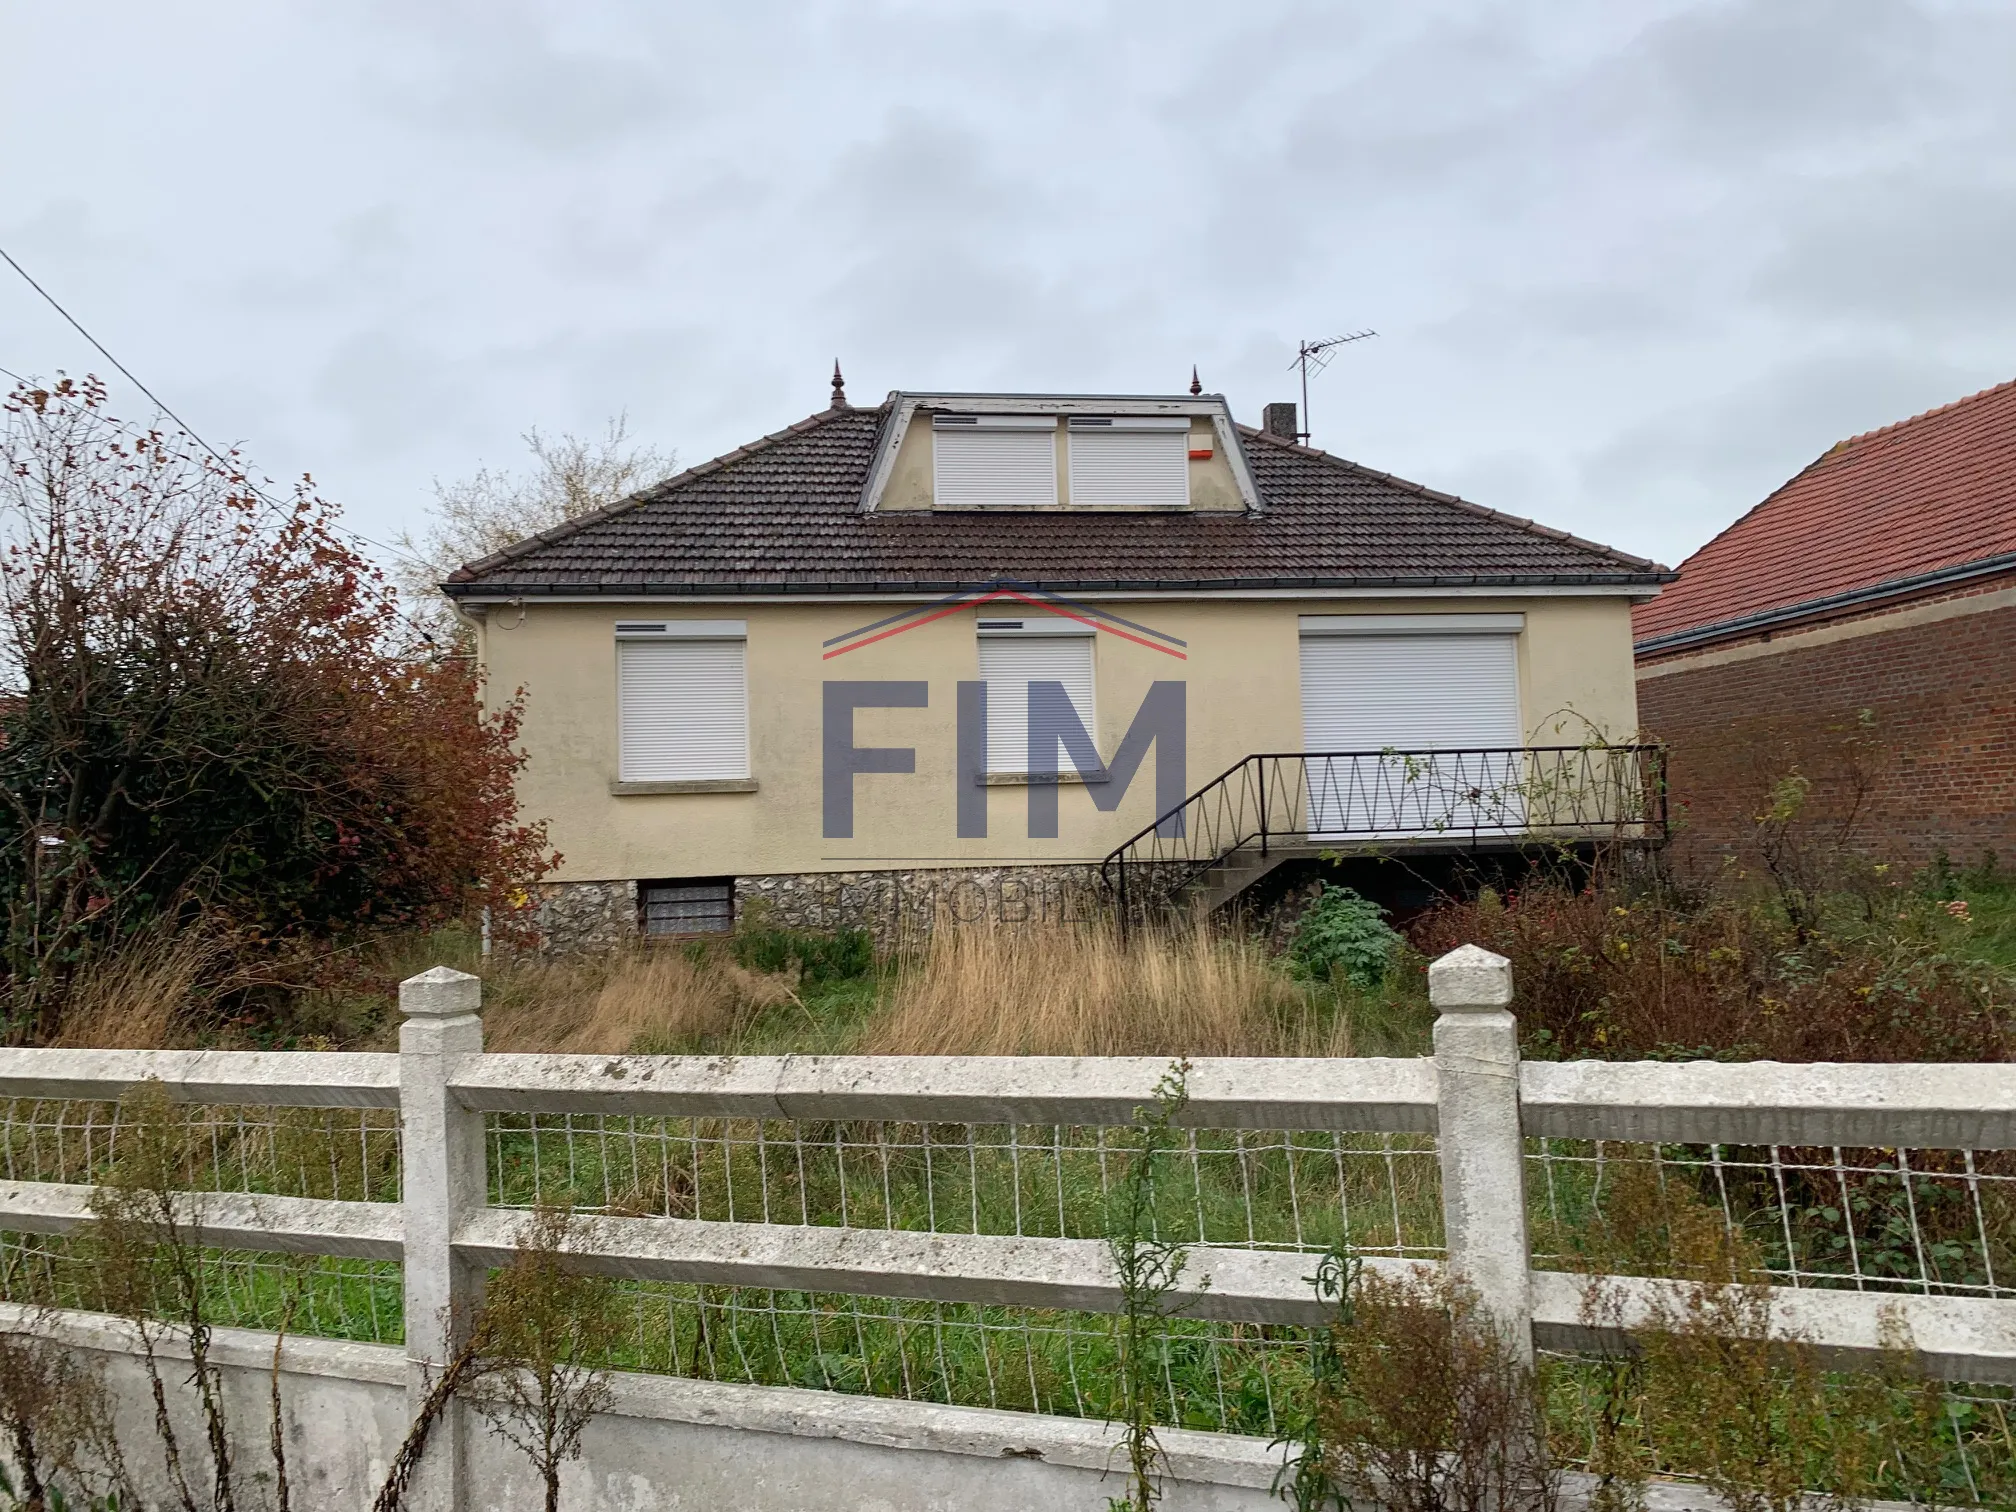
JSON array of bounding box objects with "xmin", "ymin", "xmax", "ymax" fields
[{"xmin": 1101, "ymin": 745, "xmax": 1669, "ymax": 923}]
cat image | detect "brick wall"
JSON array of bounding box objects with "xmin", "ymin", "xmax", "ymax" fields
[{"xmin": 1637, "ymin": 600, "xmax": 2016, "ymax": 869}]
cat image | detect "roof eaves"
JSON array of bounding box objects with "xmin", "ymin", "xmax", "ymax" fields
[
  {"xmin": 1234, "ymin": 426, "xmax": 1668, "ymax": 574},
  {"xmin": 1634, "ymin": 549, "xmax": 2016, "ymax": 657},
  {"xmin": 444, "ymin": 569, "xmax": 1672, "ymax": 600},
  {"xmin": 442, "ymin": 403, "xmax": 874, "ymax": 586}
]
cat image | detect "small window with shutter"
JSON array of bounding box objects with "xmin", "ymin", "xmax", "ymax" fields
[
  {"xmin": 932, "ymin": 414, "xmax": 1058, "ymax": 507},
  {"xmin": 615, "ymin": 622, "xmax": 749, "ymax": 782},
  {"xmin": 976, "ymin": 620, "xmax": 1097, "ymax": 775},
  {"xmin": 641, "ymin": 877, "xmax": 734, "ymax": 936},
  {"xmin": 1067, "ymin": 416, "xmax": 1189, "ymax": 507}
]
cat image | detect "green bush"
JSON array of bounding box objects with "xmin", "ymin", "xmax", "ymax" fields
[
  {"xmin": 733, "ymin": 926, "xmax": 875, "ymax": 985},
  {"xmin": 1288, "ymin": 885, "xmax": 1403, "ymax": 989}
]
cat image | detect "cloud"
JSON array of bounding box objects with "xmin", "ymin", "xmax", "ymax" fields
[
  {"xmin": 1753, "ymin": 168, "xmax": 2016, "ymax": 326},
  {"xmin": 363, "ymin": 7, "xmax": 683, "ymax": 151},
  {"xmin": 3, "ymin": 0, "xmax": 2014, "ymax": 567},
  {"xmin": 1573, "ymin": 346, "xmax": 2006, "ymax": 564}
]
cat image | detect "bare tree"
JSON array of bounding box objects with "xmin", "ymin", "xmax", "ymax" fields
[{"xmin": 394, "ymin": 417, "xmax": 674, "ymax": 636}]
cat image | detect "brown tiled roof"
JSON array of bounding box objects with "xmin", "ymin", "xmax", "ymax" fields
[
  {"xmin": 1635, "ymin": 378, "xmax": 2016, "ymax": 650},
  {"xmin": 444, "ymin": 402, "xmax": 1667, "ymax": 596}
]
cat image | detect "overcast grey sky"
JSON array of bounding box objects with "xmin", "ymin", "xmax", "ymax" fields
[{"xmin": 4, "ymin": 1, "xmax": 2013, "ymax": 574}]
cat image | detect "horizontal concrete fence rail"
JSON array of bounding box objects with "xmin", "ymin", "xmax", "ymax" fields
[
  {"xmin": 11, "ymin": 1048, "xmax": 2014, "ymax": 1147},
  {"xmin": 7, "ymin": 1179, "xmax": 2010, "ymax": 1385},
  {"xmin": 4, "ymin": 946, "xmax": 2014, "ymax": 1510}
]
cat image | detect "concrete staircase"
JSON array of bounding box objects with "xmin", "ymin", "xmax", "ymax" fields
[{"xmin": 1187, "ymin": 841, "xmax": 1326, "ymax": 914}]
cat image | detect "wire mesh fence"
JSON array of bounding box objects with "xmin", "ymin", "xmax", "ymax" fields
[
  {"xmin": 5, "ymin": 1085, "xmax": 2016, "ymax": 1504},
  {"xmin": 1, "ymin": 1096, "xmax": 402, "ymax": 1204},
  {"xmin": 0, "ymin": 1230, "xmax": 404, "ymax": 1346},
  {"xmin": 1, "ymin": 1094, "xmax": 407, "ymax": 1352},
  {"xmin": 597, "ymin": 1283, "xmax": 1312, "ymax": 1437},
  {"xmin": 484, "ymin": 1112, "xmax": 1446, "ymax": 1258},
  {"xmin": 1527, "ymin": 1137, "xmax": 2016, "ymax": 1297}
]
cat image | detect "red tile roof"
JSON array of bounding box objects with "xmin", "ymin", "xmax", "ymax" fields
[
  {"xmin": 446, "ymin": 401, "xmax": 1668, "ymax": 597},
  {"xmin": 1635, "ymin": 378, "xmax": 2016, "ymax": 648}
]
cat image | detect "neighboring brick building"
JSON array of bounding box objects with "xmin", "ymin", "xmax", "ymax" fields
[{"xmin": 1635, "ymin": 378, "xmax": 2016, "ymax": 868}]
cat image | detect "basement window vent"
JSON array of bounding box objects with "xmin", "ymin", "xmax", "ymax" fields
[{"xmin": 641, "ymin": 878, "xmax": 734, "ymax": 937}]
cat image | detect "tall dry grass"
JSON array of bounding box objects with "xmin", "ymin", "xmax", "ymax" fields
[
  {"xmin": 45, "ymin": 929, "xmax": 238, "ymax": 1048},
  {"xmin": 480, "ymin": 946, "xmax": 799, "ymax": 1054},
  {"xmin": 861, "ymin": 920, "xmax": 1350, "ymax": 1057}
]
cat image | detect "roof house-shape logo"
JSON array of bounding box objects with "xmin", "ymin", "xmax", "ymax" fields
[{"xmin": 822, "ymin": 578, "xmax": 1188, "ymax": 661}]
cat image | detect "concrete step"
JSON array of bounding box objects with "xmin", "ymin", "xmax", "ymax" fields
[{"xmin": 1190, "ymin": 848, "xmax": 1305, "ymax": 912}]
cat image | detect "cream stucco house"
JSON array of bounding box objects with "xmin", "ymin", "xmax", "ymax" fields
[{"xmin": 444, "ymin": 379, "xmax": 1671, "ymax": 945}]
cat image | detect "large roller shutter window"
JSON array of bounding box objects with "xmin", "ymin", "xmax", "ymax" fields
[
  {"xmin": 1067, "ymin": 416, "xmax": 1190, "ymax": 507},
  {"xmin": 616, "ymin": 622, "xmax": 749, "ymax": 782},
  {"xmin": 932, "ymin": 414, "xmax": 1058, "ymax": 507},
  {"xmin": 977, "ymin": 625, "xmax": 1097, "ymax": 775},
  {"xmin": 1297, "ymin": 619, "xmax": 1522, "ymax": 836}
]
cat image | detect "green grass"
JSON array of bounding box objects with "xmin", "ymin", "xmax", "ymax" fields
[
  {"xmin": 8, "ymin": 897, "xmax": 2016, "ymax": 1504},
  {"xmin": 1952, "ymin": 878, "xmax": 2016, "ymax": 975}
]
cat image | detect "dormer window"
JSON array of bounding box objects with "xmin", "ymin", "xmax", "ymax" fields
[
  {"xmin": 932, "ymin": 413, "xmax": 1058, "ymax": 508},
  {"xmin": 1067, "ymin": 416, "xmax": 1190, "ymax": 508},
  {"xmin": 865, "ymin": 393, "xmax": 1260, "ymax": 513}
]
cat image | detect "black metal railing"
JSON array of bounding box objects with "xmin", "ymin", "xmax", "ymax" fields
[{"xmin": 1100, "ymin": 745, "xmax": 1668, "ymax": 924}]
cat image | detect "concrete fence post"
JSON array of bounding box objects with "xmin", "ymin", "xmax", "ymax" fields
[
  {"xmin": 1429, "ymin": 944, "xmax": 1534, "ymax": 1367},
  {"xmin": 399, "ymin": 966, "xmax": 486, "ymax": 1512}
]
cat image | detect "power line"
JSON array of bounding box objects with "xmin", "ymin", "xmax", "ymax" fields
[
  {"xmin": 0, "ymin": 245, "xmax": 431, "ymax": 569},
  {"xmin": 0, "ymin": 244, "xmax": 451, "ymax": 645}
]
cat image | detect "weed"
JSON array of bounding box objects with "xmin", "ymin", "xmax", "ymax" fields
[
  {"xmin": 82, "ymin": 1081, "xmax": 240, "ymax": 1512},
  {"xmin": 1270, "ymin": 1246, "xmax": 1358, "ymax": 1512},
  {"xmin": 0, "ymin": 1297, "xmax": 129, "ymax": 1512},
  {"xmin": 1413, "ymin": 880, "xmax": 2015, "ymax": 1063},
  {"xmin": 732, "ymin": 925, "xmax": 874, "ymax": 986},
  {"xmin": 1104, "ymin": 1059, "xmax": 1200, "ymax": 1512},
  {"xmin": 1288, "ymin": 885, "xmax": 1404, "ymax": 989},
  {"xmin": 479, "ymin": 946, "xmax": 798, "ymax": 1055},
  {"xmin": 1564, "ymin": 1153, "xmax": 1962, "ymax": 1512},
  {"xmin": 369, "ymin": 1328, "xmax": 493, "ymax": 1512},
  {"xmin": 468, "ymin": 1207, "xmax": 625, "ymax": 1512},
  {"xmin": 1317, "ymin": 1267, "xmax": 1557, "ymax": 1512}
]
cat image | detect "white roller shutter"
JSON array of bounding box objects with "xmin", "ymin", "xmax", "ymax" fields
[
  {"xmin": 933, "ymin": 415, "xmax": 1058, "ymax": 508},
  {"xmin": 1067, "ymin": 417, "xmax": 1189, "ymax": 507},
  {"xmin": 1298, "ymin": 631, "xmax": 1522, "ymax": 836},
  {"xmin": 618, "ymin": 638, "xmax": 749, "ymax": 781},
  {"xmin": 978, "ymin": 632, "xmax": 1096, "ymax": 774}
]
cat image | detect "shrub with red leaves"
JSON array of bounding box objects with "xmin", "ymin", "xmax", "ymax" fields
[
  {"xmin": 0, "ymin": 377, "xmax": 553, "ymax": 1039},
  {"xmin": 1411, "ymin": 882, "xmax": 2013, "ymax": 1063}
]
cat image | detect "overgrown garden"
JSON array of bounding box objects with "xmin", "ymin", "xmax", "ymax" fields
[{"xmin": 4, "ymin": 377, "xmax": 2015, "ymax": 1508}]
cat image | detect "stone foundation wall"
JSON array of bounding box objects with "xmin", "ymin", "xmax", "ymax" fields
[
  {"xmin": 737, "ymin": 865, "xmax": 1106, "ymax": 946},
  {"xmin": 535, "ymin": 867, "xmax": 1114, "ymax": 953},
  {"xmin": 536, "ymin": 879, "xmax": 636, "ymax": 954}
]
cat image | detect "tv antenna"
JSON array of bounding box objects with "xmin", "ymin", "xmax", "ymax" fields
[{"xmin": 1292, "ymin": 330, "xmax": 1377, "ymax": 444}]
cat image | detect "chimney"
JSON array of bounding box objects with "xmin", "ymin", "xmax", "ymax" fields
[{"xmin": 1262, "ymin": 402, "xmax": 1299, "ymax": 442}]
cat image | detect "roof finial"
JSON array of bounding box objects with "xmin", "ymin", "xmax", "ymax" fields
[
  {"xmin": 830, "ymin": 360, "xmax": 847, "ymax": 410},
  {"xmin": 1189, "ymin": 365, "xmax": 1202, "ymax": 396}
]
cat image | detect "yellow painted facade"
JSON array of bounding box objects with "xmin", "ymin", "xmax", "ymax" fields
[{"xmin": 475, "ymin": 594, "xmax": 1643, "ymax": 883}]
